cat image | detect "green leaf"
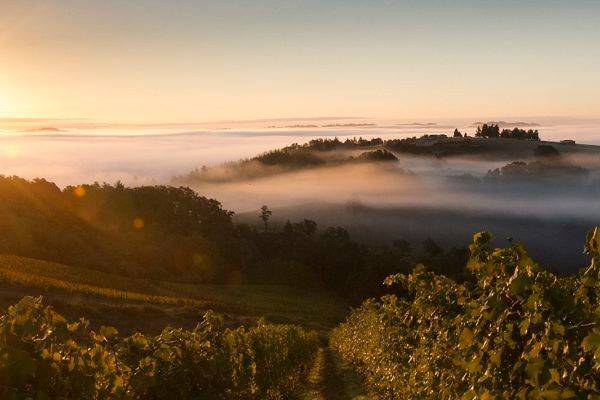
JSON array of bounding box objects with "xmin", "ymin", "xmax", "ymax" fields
[
  {"xmin": 582, "ymin": 331, "xmax": 600, "ymax": 353},
  {"xmin": 459, "ymin": 327, "xmax": 473, "ymax": 348},
  {"xmin": 509, "ymin": 268, "xmax": 530, "ymax": 296},
  {"xmin": 100, "ymin": 325, "xmax": 119, "ymax": 338},
  {"xmin": 520, "ymin": 318, "xmax": 531, "ymax": 336},
  {"xmin": 586, "ymin": 227, "xmax": 600, "ymax": 254},
  {"xmin": 525, "ymin": 357, "xmax": 545, "ymax": 384}
]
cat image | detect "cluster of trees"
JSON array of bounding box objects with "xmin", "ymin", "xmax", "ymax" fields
[
  {"xmin": 246, "ymin": 207, "xmax": 471, "ymax": 300},
  {"xmin": 384, "ymin": 136, "xmax": 484, "ymax": 157},
  {"xmin": 475, "ymin": 123, "xmax": 501, "ymax": 138},
  {"xmin": 485, "ymin": 160, "xmax": 589, "ymax": 182},
  {"xmin": 264, "ymin": 135, "xmax": 483, "ymax": 161},
  {"xmin": 476, "ymin": 124, "xmax": 540, "ymax": 140},
  {"xmin": 0, "ymin": 176, "xmax": 235, "ymax": 280},
  {"xmin": 0, "ymin": 176, "xmax": 466, "ymax": 302},
  {"xmin": 332, "ymin": 228, "xmax": 600, "ymax": 399},
  {"xmin": 354, "ymin": 149, "xmax": 398, "ymax": 162},
  {"xmin": 255, "ymin": 146, "xmax": 398, "ymax": 169},
  {"xmin": 306, "ymin": 137, "xmax": 383, "ymax": 150},
  {"xmin": 253, "ymin": 147, "xmax": 325, "ymax": 167},
  {"xmin": 246, "ymin": 137, "xmax": 391, "ymax": 166},
  {"xmin": 0, "ymin": 296, "xmax": 318, "ymax": 399}
]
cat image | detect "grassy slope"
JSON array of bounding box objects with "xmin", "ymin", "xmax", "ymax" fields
[{"xmin": 0, "ymin": 254, "xmax": 347, "ymax": 333}]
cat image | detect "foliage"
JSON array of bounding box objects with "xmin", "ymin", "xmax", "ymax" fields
[
  {"xmin": 485, "ymin": 161, "xmax": 589, "ymax": 181},
  {"xmin": 476, "ymin": 123, "xmax": 500, "ymax": 138},
  {"xmin": 255, "ymin": 147, "xmax": 326, "ymax": 168},
  {"xmin": 355, "ymin": 149, "xmax": 398, "ymax": 162},
  {"xmin": 500, "ymin": 127, "xmax": 540, "ymax": 141},
  {"xmin": 259, "ymin": 205, "xmax": 273, "ymax": 231},
  {"xmin": 0, "ymin": 296, "xmax": 319, "ymax": 399},
  {"xmin": 332, "ymin": 228, "xmax": 600, "ymax": 399},
  {"xmin": 475, "ymin": 124, "xmax": 540, "ymax": 140},
  {"xmin": 384, "ymin": 136, "xmax": 485, "ymax": 157}
]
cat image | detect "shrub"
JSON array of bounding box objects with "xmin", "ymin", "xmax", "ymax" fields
[
  {"xmin": 332, "ymin": 227, "xmax": 600, "ymax": 399},
  {"xmin": 0, "ymin": 298, "xmax": 319, "ymax": 399}
]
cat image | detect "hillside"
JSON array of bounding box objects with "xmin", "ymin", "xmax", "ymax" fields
[
  {"xmin": 0, "ymin": 254, "xmax": 346, "ymax": 332},
  {"xmin": 175, "ymin": 134, "xmax": 600, "ymax": 186},
  {"xmin": 174, "ymin": 138, "xmax": 397, "ymax": 184}
]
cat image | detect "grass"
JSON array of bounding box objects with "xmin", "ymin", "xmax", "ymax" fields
[{"xmin": 0, "ymin": 254, "xmax": 347, "ymax": 330}]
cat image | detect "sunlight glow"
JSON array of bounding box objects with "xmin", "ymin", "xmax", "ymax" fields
[
  {"xmin": 0, "ymin": 94, "xmax": 12, "ymax": 117},
  {"xmin": 1, "ymin": 143, "xmax": 21, "ymax": 158},
  {"xmin": 73, "ymin": 186, "xmax": 86, "ymax": 197},
  {"xmin": 133, "ymin": 218, "xmax": 145, "ymax": 229}
]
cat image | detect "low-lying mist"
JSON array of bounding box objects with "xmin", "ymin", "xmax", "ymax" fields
[
  {"xmin": 188, "ymin": 157, "xmax": 599, "ymax": 220},
  {"xmin": 186, "ymin": 151, "xmax": 599, "ymax": 272},
  {"xmin": 1, "ymin": 124, "xmax": 599, "ymax": 272}
]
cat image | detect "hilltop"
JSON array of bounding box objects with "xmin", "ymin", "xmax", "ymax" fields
[{"xmin": 175, "ymin": 130, "xmax": 600, "ymax": 186}]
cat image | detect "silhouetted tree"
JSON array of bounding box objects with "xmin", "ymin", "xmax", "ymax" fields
[
  {"xmin": 259, "ymin": 205, "xmax": 272, "ymax": 231},
  {"xmin": 475, "ymin": 124, "xmax": 500, "ymax": 138},
  {"xmin": 500, "ymin": 127, "xmax": 540, "ymax": 141}
]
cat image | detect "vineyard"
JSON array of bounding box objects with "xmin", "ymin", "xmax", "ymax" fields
[
  {"xmin": 0, "ymin": 255, "xmax": 346, "ymax": 330},
  {"xmin": 0, "ymin": 296, "xmax": 319, "ymax": 399},
  {"xmin": 3, "ymin": 227, "xmax": 600, "ymax": 398},
  {"xmin": 332, "ymin": 227, "xmax": 600, "ymax": 399}
]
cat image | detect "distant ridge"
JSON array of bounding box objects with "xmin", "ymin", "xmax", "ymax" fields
[{"xmin": 470, "ymin": 121, "xmax": 540, "ymax": 127}]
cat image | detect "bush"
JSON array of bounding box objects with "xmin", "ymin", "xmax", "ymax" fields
[
  {"xmin": 0, "ymin": 297, "xmax": 319, "ymax": 399},
  {"xmin": 332, "ymin": 227, "xmax": 600, "ymax": 399}
]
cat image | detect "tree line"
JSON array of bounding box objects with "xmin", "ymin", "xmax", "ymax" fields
[
  {"xmin": 475, "ymin": 123, "xmax": 540, "ymax": 140},
  {"xmin": 0, "ymin": 176, "xmax": 467, "ymax": 302}
]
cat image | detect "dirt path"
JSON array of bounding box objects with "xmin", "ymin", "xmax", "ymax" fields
[{"xmin": 301, "ymin": 347, "xmax": 372, "ymax": 400}]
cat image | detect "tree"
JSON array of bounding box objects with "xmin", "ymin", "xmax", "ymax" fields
[
  {"xmin": 299, "ymin": 219, "xmax": 317, "ymax": 236},
  {"xmin": 475, "ymin": 124, "xmax": 500, "ymax": 138},
  {"xmin": 453, "ymin": 129, "xmax": 463, "ymax": 138},
  {"xmin": 500, "ymin": 127, "xmax": 540, "ymax": 141},
  {"xmin": 259, "ymin": 205, "xmax": 272, "ymax": 231}
]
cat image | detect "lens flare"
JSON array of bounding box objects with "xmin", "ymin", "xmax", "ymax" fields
[{"xmin": 133, "ymin": 218, "xmax": 145, "ymax": 229}]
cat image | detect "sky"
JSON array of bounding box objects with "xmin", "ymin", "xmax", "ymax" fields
[{"xmin": 1, "ymin": 0, "xmax": 599, "ymax": 123}]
